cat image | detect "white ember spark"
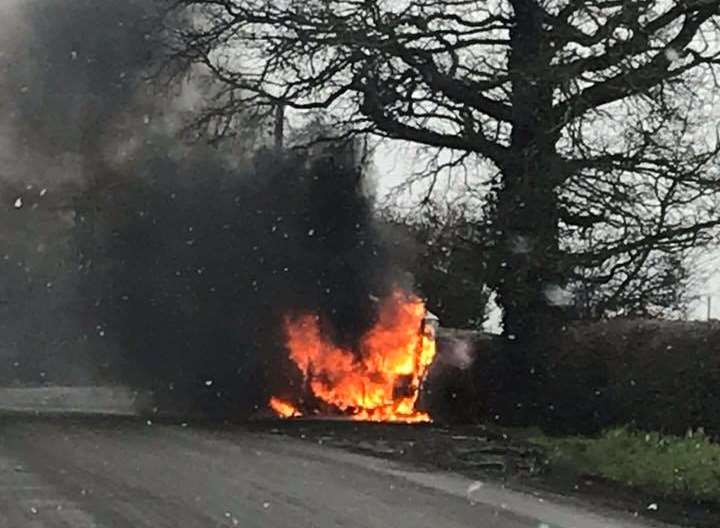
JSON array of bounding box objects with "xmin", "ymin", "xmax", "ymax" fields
[
  {"xmin": 467, "ymin": 481, "xmax": 484, "ymax": 494},
  {"xmin": 665, "ymin": 47, "xmax": 681, "ymax": 62}
]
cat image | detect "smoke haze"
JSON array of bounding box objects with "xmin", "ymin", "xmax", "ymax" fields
[{"xmin": 0, "ymin": 0, "xmax": 403, "ymax": 417}]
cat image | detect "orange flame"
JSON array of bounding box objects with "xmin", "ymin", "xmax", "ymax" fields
[
  {"xmin": 269, "ymin": 396, "xmax": 300, "ymax": 418},
  {"xmin": 272, "ymin": 289, "xmax": 437, "ymax": 422}
]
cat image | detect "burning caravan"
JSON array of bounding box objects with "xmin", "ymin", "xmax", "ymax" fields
[{"xmin": 270, "ymin": 292, "xmax": 440, "ymax": 423}]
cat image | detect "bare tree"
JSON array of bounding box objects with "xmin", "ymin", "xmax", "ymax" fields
[
  {"xmin": 161, "ymin": 0, "xmax": 720, "ymax": 416},
  {"xmin": 382, "ymin": 202, "xmax": 492, "ymax": 330}
]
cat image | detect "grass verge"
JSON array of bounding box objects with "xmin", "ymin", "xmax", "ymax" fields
[{"xmin": 533, "ymin": 427, "xmax": 720, "ymax": 504}]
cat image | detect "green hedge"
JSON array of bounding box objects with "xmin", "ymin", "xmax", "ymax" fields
[{"xmin": 427, "ymin": 320, "xmax": 720, "ymax": 436}]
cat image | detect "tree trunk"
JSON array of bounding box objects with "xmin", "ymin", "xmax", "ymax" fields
[{"xmin": 489, "ymin": 1, "xmax": 566, "ymax": 425}]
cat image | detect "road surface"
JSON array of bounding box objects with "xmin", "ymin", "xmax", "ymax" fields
[{"xmin": 0, "ymin": 416, "xmax": 662, "ymax": 528}]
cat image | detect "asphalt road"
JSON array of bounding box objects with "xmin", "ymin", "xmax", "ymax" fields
[{"xmin": 0, "ymin": 416, "xmax": 660, "ymax": 528}]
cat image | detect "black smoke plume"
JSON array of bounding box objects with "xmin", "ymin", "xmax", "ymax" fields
[
  {"xmin": 4, "ymin": 0, "xmax": 401, "ymax": 416},
  {"xmin": 6, "ymin": 0, "xmax": 160, "ymax": 169},
  {"xmin": 77, "ymin": 145, "xmax": 396, "ymax": 417}
]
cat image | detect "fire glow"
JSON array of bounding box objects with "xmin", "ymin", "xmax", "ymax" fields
[
  {"xmin": 270, "ymin": 290, "xmax": 437, "ymax": 423},
  {"xmin": 269, "ymin": 396, "xmax": 301, "ymax": 418}
]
